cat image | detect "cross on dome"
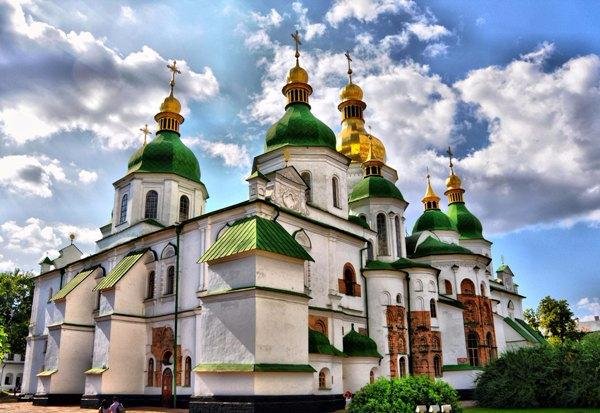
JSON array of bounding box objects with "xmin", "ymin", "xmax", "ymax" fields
[
  {"xmin": 140, "ymin": 124, "xmax": 151, "ymax": 144},
  {"xmin": 291, "ymin": 30, "xmax": 301, "ymax": 63},
  {"xmin": 345, "ymin": 50, "xmax": 353, "ymax": 83},
  {"xmin": 446, "ymin": 146, "xmax": 454, "ymax": 174},
  {"xmin": 167, "ymin": 60, "xmax": 181, "ymax": 93}
]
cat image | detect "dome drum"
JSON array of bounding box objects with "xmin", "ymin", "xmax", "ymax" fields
[{"xmin": 282, "ymin": 82, "xmax": 313, "ymax": 107}]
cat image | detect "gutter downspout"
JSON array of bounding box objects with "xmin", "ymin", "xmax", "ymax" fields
[
  {"xmin": 406, "ymin": 273, "xmax": 413, "ymax": 375},
  {"xmin": 173, "ymin": 224, "xmax": 182, "ymax": 408},
  {"xmin": 359, "ymin": 245, "xmax": 370, "ymax": 336}
]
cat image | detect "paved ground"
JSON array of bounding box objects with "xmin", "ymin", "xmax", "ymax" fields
[{"xmin": 0, "ymin": 402, "xmax": 187, "ymax": 412}]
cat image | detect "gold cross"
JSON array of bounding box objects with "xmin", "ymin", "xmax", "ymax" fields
[
  {"xmin": 140, "ymin": 124, "xmax": 151, "ymax": 144},
  {"xmin": 426, "ymin": 166, "xmax": 430, "ymax": 181},
  {"xmin": 291, "ymin": 30, "xmax": 301, "ymax": 62},
  {"xmin": 446, "ymin": 146, "xmax": 454, "ymax": 173},
  {"xmin": 344, "ymin": 50, "xmax": 353, "ymax": 83},
  {"xmin": 166, "ymin": 60, "xmax": 181, "ymax": 92}
]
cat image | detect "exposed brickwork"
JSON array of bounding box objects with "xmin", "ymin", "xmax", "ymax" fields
[
  {"xmin": 409, "ymin": 311, "xmax": 442, "ymax": 378},
  {"xmin": 385, "ymin": 305, "xmax": 407, "ymax": 377},
  {"xmin": 151, "ymin": 326, "xmax": 182, "ymax": 387},
  {"xmin": 457, "ymin": 293, "xmax": 496, "ymax": 366},
  {"xmin": 308, "ymin": 315, "xmax": 328, "ymax": 335}
]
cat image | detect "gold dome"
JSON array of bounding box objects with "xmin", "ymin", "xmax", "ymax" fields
[
  {"xmin": 160, "ymin": 94, "xmax": 181, "ymax": 114},
  {"xmin": 422, "ymin": 179, "xmax": 440, "ymax": 204},
  {"xmin": 445, "ymin": 173, "xmax": 462, "ymax": 190},
  {"xmin": 340, "ymin": 82, "xmax": 363, "ymax": 101},
  {"xmin": 338, "ymin": 119, "xmax": 386, "ymax": 163},
  {"xmin": 287, "ymin": 65, "xmax": 309, "ymax": 84}
]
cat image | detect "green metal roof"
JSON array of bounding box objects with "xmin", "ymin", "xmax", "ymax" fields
[
  {"xmin": 93, "ymin": 250, "xmax": 147, "ymax": 291},
  {"xmin": 412, "ymin": 209, "xmax": 454, "ymax": 233},
  {"xmin": 199, "ymin": 216, "xmax": 314, "ymax": 263},
  {"xmin": 447, "ymin": 202, "xmax": 484, "ymax": 240},
  {"xmin": 364, "ymin": 258, "xmax": 433, "ymax": 271},
  {"xmin": 51, "ymin": 268, "xmax": 95, "ymax": 301},
  {"xmin": 343, "ymin": 326, "xmax": 382, "ymax": 358},
  {"xmin": 348, "ymin": 214, "xmax": 370, "ymax": 229},
  {"xmin": 504, "ymin": 317, "xmax": 540, "ymax": 344},
  {"xmin": 349, "ymin": 175, "xmax": 404, "ymax": 203},
  {"xmin": 309, "ymin": 329, "xmax": 345, "ymax": 356},
  {"xmin": 515, "ymin": 318, "xmax": 546, "ymax": 344},
  {"xmin": 410, "ymin": 236, "xmax": 473, "ymax": 258},
  {"xmin": 265, "ymin": 102, "xmax": 336, "ymax": 152},
  {"xmin": 496, "ymin": 264, "xmax": 510, "ymax": 272}
]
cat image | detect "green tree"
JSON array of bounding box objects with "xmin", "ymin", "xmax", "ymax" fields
[
  {"xmin": 523, "ymin": 307, "xmax": 539, "ymax": 330},
  {"xmin": 0, "ymin": 270, "xmax": 34, "ymax": 355},
  {"xmin": 0, "ymin": 325, "xmax": 9, "ymax": 360},
  {"xmin": 528, "ymin": 296, "xmax": 581, "ymax": 342}
]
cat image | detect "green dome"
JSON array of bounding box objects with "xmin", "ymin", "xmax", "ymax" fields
[
  {"xmin": 265, "ymin": 102, "xmax": 336, "ymax": 151},
  {"xmin": 343, "ymin": 326, "xmax": 381, "ymax": 358},
  {"xmin": 411, "ymin": 236, "xmax": 473, "ymax": 258},
  {"xmin": 309, "ymin": 329, "xmax": 344, "ymax": 356},
  {"xmin": 447, "ymin": 202, "xmax": 484, "ymax": 239},
  {"xmin": 413, "ymin": 209, "xmax": 454, "ymax": 233},
  {"xmin": 349, "ymin": 176, "xmax": 404, "ymax": 203},
  {"xmin": 128, "ymin": 131, "xmax": 201, "ymax": 183}
]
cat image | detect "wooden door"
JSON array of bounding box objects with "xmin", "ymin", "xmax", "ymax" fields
[{"xmin": 161, "ymin": 368, "xmax": 173, "ymax": 407}]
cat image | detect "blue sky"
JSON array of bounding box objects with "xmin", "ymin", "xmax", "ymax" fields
[{"xmin": 0, "ymin": 0, "xmax": 598, "ymax": 320}]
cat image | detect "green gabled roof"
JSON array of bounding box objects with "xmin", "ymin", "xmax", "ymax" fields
[
  {"xmin": 349, "ymin": 175, "xmax": 404, "ymax": 203},
  {"xmin": 40, "ymin": 256, "xmax": 54, "ymax": 265},
  {"xmin": 93, "ymin": 250, "xmax": 147, "ymax": 291},
  {"xmin": 364, "ymin": 258, "xmax": 433, "ymax": 271},
  {"xmin": 51, "ymin": 268, "xmax": 96, "ymax": 301},
  {"xmin": 504, "ymin": 317, "xmax": 539, "ymax": 344},
  {"xmin": 496, "ymin": 264, "xmax": 509, "ymax": 272},
  {"xmin": 343, "ymin": 326, "xmax": 382, "ymax": 358},
  {"xmin": 412, "ymin": 209, "xmax": 454, "ymax": 233},
  {"xmin": 246, "ymin": 170, "xmax": 269, "ymax": 181},
  {"xmin": 309, "ymin": 329, "xmax": 345, "ymax": 357},
  {"xmin": 515, "ymin": 318, "xmax": 546, "ymax": 344},
  {"xmin": 348, "ymin": 214, "xmax": 370, "ymax": 229},
  {"xmin": 447, "ymin": 202, "xmax": 484, "ymax": 240},
  {"xmin": 199, "ymin": 216, "xmax": 313, "ymax": 263},
  {"xmin": 410, "ymin": 236, "xmax": 473, "ymax": 258}
]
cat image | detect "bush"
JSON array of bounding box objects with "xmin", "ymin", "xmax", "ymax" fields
[
  {"xmin": 475, "ymin": 332, "xmax": 600, "ymax": 408},
  {"xmin": 349, "ymin": 375, "xmax": 462, "ymax": 413}
]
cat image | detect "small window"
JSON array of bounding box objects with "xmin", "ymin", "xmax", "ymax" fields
[
  {"xmin": 434, "ymin": 355, "xmax": 442, "ymax": 377},
  {"xmin": 47, "ymin": 288, "xmax": 53, "ymax": 303},
  {"xmin": 444, "ymin": 280, "xmax": 453, "ymax": 295},
  {"xmin": 376, "ymin": 213, "xmax": 388, "ymax": 255},
  {"xmin": 507, "ymin": 300, "xmax": 514, "ymax": 318},
  {"xmin": 460, "ymin": 279, "xmax": 476, "ymax": 295},
  {"xmin": 184, "ymin": 356, "xmax": 192, "ymax": 387},
  {"xmin": 394, "ymin": 215, "xmax": 402, "ymax": 258},
  {"xmin": 467, "ymin": 332, "xmax": 479, "ymax": 367},
  {"xmin": 415, "ymin": 279, "xmax": 423, "ymax": 292},
  {"xmin": 332, "ymin": 176, "xmax": 340, "ymax": 208},
  {"xmin": 339, "ymin": 263, "xmax": 360, "ymax": 297},
  {"xmin": 119, "ymin": 193, "xmax": 128, "ymax": 224},
  {"xmin": 4, "ymin": 374, "xmax": 12, "ymax": 385},
  {"xmin": 369, "ymin": 368, "xmax": 376, "ymax": 384},
  {"xmin": 166, "ymin": 266, "xmax": 175, "ymax": 295},
  {"xmin": 179, "ymin": 195, "xmax": 190, "ymax": 222},
  {"xmin": 396, "ymin": 293, "xmax": 402, "ymax": 304},
  {"xmin": 147, "ymin": 358, "xmax": 154, "ymax": 386},
  {"xmin": 399, "ymin": 357, "xmax": 407, "ymax": 378},
  {"xmin": 430, "ymin": 298, "xmax": 437, "ymax": 318},
  {"xmin": 480, "ymin": 282, "xmax": 486, "ymax": 297},
  {"xmin": 318, "ymin": 368, "xmax": 329, "ymax": 389},
  {"xmin": 145, "ymin": 190, "xmax": 158, "ymax": 219},
  {"xmin": 147, "ymin": 271, "xmax": 155, "ymax": 299},
  {"xmin": 301, "ymin": 172, "xmax": 312, "ymax": 204}
]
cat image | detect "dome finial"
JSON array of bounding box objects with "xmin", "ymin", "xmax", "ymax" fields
[
  {"xmin": 156, "ymin": 60, "xmax": 185, "ymax": 134},
  {"xmin": 283, "ymin": 30, "xmax": 312, "ymax": 105},
  {"xmin": 422, "ymin": 167, "xmax": 440, "ymax": 210},
  {"xmin": 362, "ymin": 128, "xmax": 383, "ymax": 177},
  {"xmin": 446, "ymin": 146, "xmax": 455, "ymax": 175},
  {"xmin": 140, "ymin": 124, "xmax": 151, "ymax": 145},
  {"xmin": 344, "ymin": 50, "xmax": 353, "ymax": 84},
  {"xmin": 167, "ymin": 60, "xmax": 181, "ymax": 96},
  {"xmin": 292, "ymin": 30, "xmax": 301, "ymax": 66},
  {"xmin": 444, "ymin": 146, "xmax": 465, "ymax": 203}
]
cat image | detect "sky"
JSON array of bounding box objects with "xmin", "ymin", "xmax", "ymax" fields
[{"xmin": 0, "ymin": 0, "xmax": 598, "ymax": 320}]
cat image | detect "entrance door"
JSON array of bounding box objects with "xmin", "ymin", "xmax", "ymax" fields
[{"xmin": 161, "ymin": 368, "xmax": 173, "ymax": 407}]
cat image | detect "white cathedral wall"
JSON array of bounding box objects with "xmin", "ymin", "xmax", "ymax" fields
[
  {"xmin": 309, "ymin": 355, "xmax": 343, "ymax": 394},
  {"xmin": 442, "ymin": 370, "xmax": 480, "ymax": 391},
  {"xmin": 255, "ymin": 254, "xmax": 305, "ymax": 293},
  {"xmin": 437, "ymin": 303, "xmax": 468, "ymax": 365},
  {"xmin": 342, "ymin": 357, "xmax": 378, "ymax": 393},
  {"xmin": 493, "ymin": 313, "xmax": 508, "ymax": 355},
  {"xmin": 50, "ymin": 327, "xmax": 94, "ymax": 394},
  {"xmin": 254, "ymin": 372, "xmax": 314, "ymax": 395}
]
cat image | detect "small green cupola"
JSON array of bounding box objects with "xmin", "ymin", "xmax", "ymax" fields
[
  {"xmin": 343, "ymin": 325, "xmax": 381, "ymax": 358},
  {"xmin": 413, "ymin": 172, "xmax": 453, "ymax": 233},
  {"xmin": 309, "ymin": 329, "xmax": 344, "ymax": 356},
  {"xmin": 264, "ymin": 31, "xmax": 336, "ymax": 152}
]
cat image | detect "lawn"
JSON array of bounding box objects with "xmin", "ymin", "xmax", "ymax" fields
[{"xmin": 465, "ymin": 408, "xmax": 600, "ymax": 413}]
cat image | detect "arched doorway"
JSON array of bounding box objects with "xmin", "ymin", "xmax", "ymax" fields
[{"xmin": 161, "ymin": 368, "xmax": 173, "ymax": 407}]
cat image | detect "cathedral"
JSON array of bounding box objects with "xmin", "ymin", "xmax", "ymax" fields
[{"xmin": 21, "ymin": 37, "xmax": 544, "ymax": 412}]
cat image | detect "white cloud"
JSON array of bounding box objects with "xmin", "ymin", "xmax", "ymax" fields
[
  {"xmin": 0, "ymin": 1, "xmax": 219, "ymax": 149},
  {"xmin": 406, "ymin": 21, "xmax": 450, "ymax": 41},
  {"xmin": 577, "ymin": 297, "xmax": 600, "ymax": 321},
  {"xmin": 250, "ymin": 8, "xmax": 283, "ymax": 28},
  {"xmin": 326, "ymin": 0, "xmax": 415, "ymax": 27},
  {"xmin": 244, "ymin": 30, "xmax": 273, "ymax": 51},
  {"xmin": 0, "ymin": 254, "xmax": 17, "ymax": 272},
  {"xmin": 120, "ymin": 6, "xmax": 136, "ymax": 23},
  {"xmin": 78, "ymin": 169, "xmax": 98, "ymax": 184},
  {"xmin": 0, "ymin": 155, "xmax": 67, "ymax": 198},
  {"xmin": 423, "ymin": 42, "xmax": 449, "ymax": 58},
  {"xmin": 520, "ymin": 41, "xmax": 555, "ymax": 65},
  {"xmin": 183, "ymin": 137, "xmax": 251, "ymax": 168},
  {"xmin": 292, "ymin": 2, "xmax": 326, "ymax": 41}
]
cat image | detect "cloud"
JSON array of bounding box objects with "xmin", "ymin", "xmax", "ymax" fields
[
  {"xmin": 0, "ymin": 155, "xmax": 67, "ymax": 197},
  {"xmin": 245, "ymin": 30, "xmax": 273, "ymax": 50},
  {"xmin": 119, "ymin": 6, "xmax": 136, "ymax": 23},
  {"xmin": 0, "ymin": 253, "xmax": 17, "ymax": 272},
  {"xmin": 78, "ymin": 169, "xmax": 98, "ymax": 184},
  {"xmin": 292, "ymin": 2, "xmax": 326, "ymax": 41},
  {"xmin": 0, "ymin": 1, "xmax": 219, "ymax": 149},
  {"xmin": 406, "ymin": 21, "xmax": 450, "ymax": 42},
  {"xmin": 423, "ymin": 42, "xmax": 449, "ymax": 58},
  {"xmin": 250, "ymin": 8, "xmax": 283, "ymax": 28},
  {"xmin": 183, "ymin": 137, "xmax": 251, "ymax": 168},
  {"xmin": 577, "ymin": 297, "xmax": 600, "ymax": 321},
  {"xmin": 326, "ymin": 0, "xmax": 415, "ymax": 27},
  {"xmin": 520, "ymin": 41, "xmax": 555, "ymax": 65}
]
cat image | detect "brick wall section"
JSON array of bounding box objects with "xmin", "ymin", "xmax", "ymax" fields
[
  {"xmin": 409, "ymin": 311, "xmax": 442, "ymax": 378},
  {"xmin": 457, "ymin": 294, "xmax": 496, "ymax": 366},
  {"xmin": 151, "ymin": 326, "xmax": 182, "ymax": 386},
  {"xmin": 386, "ymin": 305, "xmax": 407, "ymax": 377},
  {"xmin": 308, "ymin": 315, "xmax": 328, "ymax": 335}
]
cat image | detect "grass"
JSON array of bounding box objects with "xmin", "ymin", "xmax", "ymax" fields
[{"xmin": 465, "ymin": 408, "xmax": 600, "ymax": 413}]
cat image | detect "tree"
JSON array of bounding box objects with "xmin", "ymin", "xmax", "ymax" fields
[
  {"xmin": 527, "ymin": 296, "xmax": 580, "ymax": 342},
  {"xmin": 523, "ymin": 308, "xmax": 539, "ymax": 330},
  {"xmin": 0, "ymin": 326, "xmax": 9, "ymax": 361},
  {"xmin": 0, "ymin": 270, "xmax": 34, "ymax": 355}
]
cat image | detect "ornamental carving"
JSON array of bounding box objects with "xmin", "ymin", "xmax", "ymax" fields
[
  {"xmin": 151, "ymin": 326, "xmax": 182, "ymax": 387},
  {"xmin": 308, "ymin": 315, "xmax": 328, "ymax": 335}
]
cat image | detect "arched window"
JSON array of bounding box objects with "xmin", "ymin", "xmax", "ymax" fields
[
  {"xmin": 147, "ymin": 271, "xmax": 155, "ymax": 299},
  {"xmin": 147, "ymin": 358, "xmax": 154, "ymax": 386},
  {"xmin": 376, "ymin": 213, "xmax": 388, "ymax": 255},
  {"xmin": 47, "ymin": 288, "xmax": 53, "ymax": 303},
  {"xmin": 369, "ymin": 368, "xmax": 376, "ymax": 384},
  {"xmin": 399, "ymin": 357, "xmax": 407, "ymax": 377},
  {"xmin": 318, "ymin": 368, "xmax": 329, "ymax": 389},
  {"xmin": 332, "ymin": 176, "xmax": 340, "ymax": 208},
  {"xmin": 179, "ymin": 195, "xmax": 190, "ymax": 222},
  {"xmin": 467, "ymin": 332, "xmax": 479, "ymax": 366},
  {"xmin": 394, "ymin": 215, "xmax": 402, "ymax": 258},
  {"xmin": 507, "ymin": 300, "xmax": 514, "ymax": 318},
  {"xmin": 301, "ymin": 172, "xmax": 312, "ymax": 204},
  {"xmin": 415, "ymin": 279, "xmax": 423, "ymax": 292},
  {"xmin": 315, "ymin": 320, "xmax": 326, "ymax": 334},
  {"xmin": 166, "ymin": 266, "xmax": 175, "ymax": 295},
  {"xmin": 430, "ymin": 298, "xmax": 437, "ymax": 318},
  {"xmin": 429, "ymin": 280, "xmax": 436, "ymax": 292},
  {"xmin": 396, "ymin": 293, "xmax": 403, "ymax": 304},
  {"xmin": 184, "ymin": 356, "xmax": 192, "ymax": 387},
  {"xmin": 434, "ymin": 355, "xmax": 442, "ymax": 377},
  {"xmin": 416, "ymin": 296, "xmax": 424, "ymax": 310},
  {"xmin": 162, "ymin": 350, "xmax": 173, "ymax": 366},
  {"xmin": 460, "ymin": 279, "xmax": 476, "ymax": 295},
  {"xmin": 486, "ymin": 332, "xmax": 497, "ymax": 361},
  {"xmin": 480, "ymin": 282, "xmax": 486, "ymax": 297},
  {"xmin": 145, "ymin": 190, "xmax": 158, "ymax": 219},
  {"xmin": 340, "ymin": 263, "xmax": 360, "ymax": 297},
  {"xmin": 119, "ymin": 193, "xmax": 128, "ymax": 224},
  {"xmin": 432, "ymin": 336, "xmax": 441, "ymax": 351},
  {"xmin": 444, "ymin": 280, "xmax": 453, "ymax": 295}
]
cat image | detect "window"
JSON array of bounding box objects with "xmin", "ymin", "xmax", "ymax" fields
[
  {"xmin": 179, "ymin": 195, "xmax": 190, "ymax": 222},
  {"xmin": 429, "ymin": 280, "xmax": 436, "ymax": 292},
  {"xmin": 460, "ymin": 279, "xmax": 476, "ymax": 295},
  {"xmin": 394, "ymin": 215, "xmax": 402, "ymax": 258},
  {"xmin": 184, "ymin": 356, "xmax": 192, "ymax": 387},
  {"xmin": 96, "ymin": 291, "xmax": 101, "ymax": 310},
  {"xmin": 166, "ymin": 266, "xmax": 175, "ymax": 295},
  {"xmin": 145, "ymin": 190, "xmax": 158, "ymax": 219},
  {"xmin": 480, "ymin": 282, "xmax": 486, "ymax": 297},
  {"xmin": 430, "ymin": 298, "xmax": 437, "ymax": 318},
  {"xmin": 487, "ymin": 332, "xmax": 497, "ymax": 361},
  {"xmin": 344, "ymin": 266, "xmax": 354, "ymax": 296},
  {"xmin": 301, "ymin": 172, "xmax": 312, "ymax": 203},
  {"xmin": 399, "ymin": 357, "xmax": 407, "ymax": 377},
  {"xmin": 376, "ymin": 213, "xmax": 388, "ymax": 255},
  {"xmin": 4, "ymin": 374, "xmax": 12, "ymax": 385},
  {"xmin": 147, "ymin": 358, "xmax": 154, "ymax": 386},
  {"xmin": 507, "ymin": 300, "xmax": 514, "ymax": 318},
  {"xmin": 332, "ymin": 176, "xmax": 340, "ymax": 208},
  {"xmin": 369, "ymin": 369, "xmax": 376, "ymax": 384},
  {"xmin": 318, "ymin": 368, "xmax": 329, "ymax": 389},
  {"xmin": 47, "ymin": 288, "xmax": 53, "ymax": 303},
  {"xmin": 119, "ymin": 193, "xmax": 128, "ymax": 224},
  {"xmin": 432, "ymin": 336, "xmax": 441, "ymax": 351},
  {"xmin": 396, "ymin": 293, "xmax": 402, "ymax": 304},
  {"xmin": 434, "ymin": 355, "xmax": 442, "ymax": 377},
  {"xmin": 147, "ymin": 271, "xmax": 155, "ymax": 299},
  {"xmin": 162, "ymin": 350, "xmax": 173, "ymax": 366},
  {"xmin": 467, "ymin": 332, "xmax": 479, "ymax": 367},
  {"xmin": 444, "ymin": 280, "xmax": 453, "ymax": 295},
  {"xmin": 415, "ymin": 279, "xmax": 423, "ymax": 292},
  {"xmin": 339, "ymin": 263, "xmax": 360, "ymax": 297}
]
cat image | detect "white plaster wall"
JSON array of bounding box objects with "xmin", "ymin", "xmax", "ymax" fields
[
  {"xmin": 254, "ymin": 372, "xmax": 314, "ymax": 395},
  {"xmin": 309, "ymin": 356, "xmax": 344, "ymax": 394},
  {"xmin": 206, "ymin": 257, "xmax": 255, "ymax": 292},
  {"xmin": 64, "ymin": 268, "xmax": 100, "ymax": 325},
  {"xmin": 90, "ymin": 321, "xmax": 110, "ymax": 369},
  {"xmin": 493, "ymin": 313, "xmax": 507, "ymax": 355},
  {"xmin": 50, "ymin": 328, "xmax": 94, "ymax": 393},
  {"xmin": 442, "ymin": 370, "xmax": 481, "ymax": 390},
  {"xmin": 195, "ymin": 372, "xmax": 253, "ymax": 396},
  {"xmin": 341, "ymin": 357, "xmax": 379, "ymax": 393},
  {"xmin": 255, "ymin": 255, "xmax": 305, "ymax": 293},
  {"xmin": 437, "ymin": 304, "xmax": 467, "ymax": 364}
]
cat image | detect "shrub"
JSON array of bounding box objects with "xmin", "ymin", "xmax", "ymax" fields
[
  {"xmin": 475, "ymin": 332, "xmax": 600, "ymax": 408},
  {"xmin": 349, "ymin": 375, "xmax": 462, "ymax": 413}
]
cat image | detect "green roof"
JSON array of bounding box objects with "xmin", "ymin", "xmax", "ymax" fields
[
  {"xmin": 40, "ymin": 256, "xmax": 54, "ymax": 265},
  {"xmin": 349, "ymin": 175, "xmax": 404, "ymax": 203},
  {"xmin": 348, "ymin": 214, "xmax": 370, "ymax": 229},
  {"xmin": 447, "ymin": 202, "xmax": 484, "ymax": 240},
  {"xmin": 343, "ymin": 327, "xmax": 382, "ymax": 358},
  {"xmin": 51, "ymin": 268, "xmax": 95, "ymax": 301},
  {"xmin": 309, "ymin": 329, "xmax": 345, "ymax": 356},
  {"xmin": 265, "ymin": 102, "xmax": 336, "ymax": 152},
  {"xmin": 364, "ymin": 258, "xmax": 433, "ymax": 271},
  {"xmin": 199, "ymin": 216, "xmax": 313, "ymax": 263},
  {"xmin": 496, "ymin": 264, "xmax": 510, "ymax": 272},
  {"xmin": 504, "ymin": 317, "xmax": 541, "ymax": 344},
  {"xmin": 93, "ymin": 250, "xmax": 147, "ymax": 291},
  {"xmin": 410, "ymin": 236, "xmax": 473, "ymax": 258},
  {"xmin": 193, "ymin": 363, "xmax": 315, "ymax": 373},
  {"xmin": 443, "ymin": 364, "xmax": 483, "ymax": 371},
  {"xmin": 128, "ymin": 130, "xmax": 202, "ymax": 184},
  {"xmin": 515, "ymin": 318, "xmax": 546, "ymax": 344},
  {"xmin": 84, "ymin": 367, "xmax": 108, "ymax": 375},
  {"xmin": 412, "ymin": 209, "xmax": 454, "ymax": 233}
]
